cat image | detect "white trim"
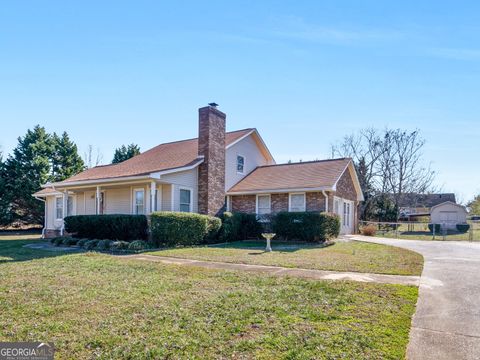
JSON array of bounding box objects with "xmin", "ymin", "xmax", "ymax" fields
[
  {"xmin": 255, "ymin": 194, "xmax": 271, "ymax": 214},
  {"xmin": 226, "ymin": 195, "xmax": 231, "ymax": 212},
  {"xmin": 431, "ymin": 201, "xmax": 468, "ymax": 213},
  {"xmin": 322, "ymin": 190, "xmax": 329, "ymax": 212},
  {"xmin": 236, "ymin": 154, "xmax": 245, "ymax": 175},
  {"xmin": 47, "ymin": 175, "xmax": 151, "ymax": 188},
  {"xmin": 132, "ymin": 188, "xmax": 145, "ymax": 215},
  {"xmin": 55, "ymin": 196, "xmax": 63, "ymax": 220},
  {"xmin": 157, "ymin": 184, "xmax": 163, "ymax": 211},
  {"xmin": 228, "ymin": 186, "xmax": 332, "ymax": 196},
  {"xmin": 226, "ymin": 129, "xmax": 275, "ymax": 164},
  {"xmin": 226, "ymin": 129, "xmax": 256, "ymax": 149},
  {"xmin": 288, "ymin": 192, "xmax": 306, "ymax": 212},
  {"xmin": 149, "ymin": 160, "xmax": 204, "ymax": 179},
  {"xmin": 179, "ymin": 186, "xmax": 193, "ymax": 212}
]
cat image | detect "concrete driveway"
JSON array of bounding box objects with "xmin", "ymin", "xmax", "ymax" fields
[{"xmin": 350, "ymin": 235, "xmax": 480, "ymax": 360}]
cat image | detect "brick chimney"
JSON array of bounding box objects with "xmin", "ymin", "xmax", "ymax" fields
[{"xmin": 197, "ymin": 104, "xmax": 226, "ymax": 216}]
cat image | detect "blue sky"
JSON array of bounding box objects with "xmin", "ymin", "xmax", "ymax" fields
[{"xmin": 1, "ymin": 1, "xmax": 479, "ymax": 202}]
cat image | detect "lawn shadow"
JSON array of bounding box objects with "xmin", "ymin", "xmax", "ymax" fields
[{"xmin": 0, "ymin": 238, "xmax": 79, "ymax": 264}]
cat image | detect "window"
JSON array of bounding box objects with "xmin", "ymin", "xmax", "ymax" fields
[
  {"xmin": 256, "ymin": 195, "xmax": 271, "ymax": 215},
  {"xmin": 67, "ymin": 196, "xmax": 74, "ymax": 217},
  {"xmin": 134, "ymin": 189, "xmax": 145, "ymax": 215},
  {"xmin": 180, "ymin": 188, "xmax": 191, "ymax": 212},
  {"xmin": 236, "ymin": 155, "xmax": 245, "ymax": 174},
  {"xmin": 343, "ymin": 202, "xmax": 351, "ymax": 226},
  {"xmin": 55, "ymin": 197, "xmax": 63, "ymax": 219},
  {"xmin": 289, "ymin": 193, "xmax": 306, "ymax": 212}
]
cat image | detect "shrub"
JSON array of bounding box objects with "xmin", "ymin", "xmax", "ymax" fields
[
  {"xmin": 128, "ymin": 240, "xmax": 148, "ymax": 251},
  {"xmin": 205, "ymin": 216, "xmax": 222, "ymax": 243},
  {"xmin": 52, "ymin": 237, "xmax": 67, "ymax": 246},
  {"xmin": 64, "ymin": 215, "xmax": 148, "ymax": 240},
  {"xmin": 96, "ymin": 239, "xmax": 114, "ymax": 251},
  {"xmin": 272, "ymin": 212, "xmax": 340, "ymax": 242},
  {"xmin": 83, "ymin": 240, "xmax": 99, "ymax": 250},
  {"xmin": 456, "ymin": 223, "xmax": 470, "ymax": 233},
  {"xmin": 361, "ymin": 224, "xmax": 377, "ymax": 236},
  {"xmin": 428, "ymin": 224, "xmax": 441, "ymax": 233},
  {"xmin": 77, "ymin": 239, "xmax": 89, "ymax": 248},
  {"xmin": 219, "ymin": 212, "xmax": 263, "ymax": 242},
  {"xmin": 150, "ymin": 212, "xmax": 222, "ymax": 247},
  {"xmin": 111, "ymin": 241, "xmax": 130, "ymax": 251},
  {"xmin": 62, "ymin": 237, "xmax": 79, "ymax": 246}
]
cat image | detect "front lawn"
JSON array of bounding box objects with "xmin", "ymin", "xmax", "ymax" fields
[
  {"xmin": 0, "ymin": 235, "xmax": 418, "ymax": 359},
  {"xmin": 148, "ymin": 240, "xmax": 424, "ymax": 276}
]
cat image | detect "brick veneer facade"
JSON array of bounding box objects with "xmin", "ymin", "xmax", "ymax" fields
[
  {"xmin": 197, "ymin": 106, "xmax": 226, "ymax": 216},
  {"xmin": 231, "ymin": 195, "xmax": 256, "ymax": 213},
  {"xmin": 335, "ymin": 168, "xmax": 357, "ymax": 201}
]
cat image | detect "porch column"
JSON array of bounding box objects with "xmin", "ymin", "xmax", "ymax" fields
[
  {"xmin": 96, "ymin": 186, "xmax": 101, "ymax": 215},
  {"xmin": 150, "ymin": 181, "xmax": 156, "ymax": 213},
  {"xmin": 61, "ymin": 190, "xmax": 68, "ymax": 236}
]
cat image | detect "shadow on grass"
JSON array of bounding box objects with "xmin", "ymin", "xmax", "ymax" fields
[{"xmin": 0, "ymin": 238, "xmax": 76, "ymax": 264}]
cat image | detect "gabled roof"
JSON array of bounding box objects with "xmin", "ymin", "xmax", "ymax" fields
[
  {"xmin": 33, "ymin": 188, "xmax": 62, "ymax": 197},
  {"xmin": 398, "ymin": 193, "xmax": 456, "ymax": 208},
  {"xmin": 431, "ymin": 201, "xmax": 467, "ymax": 213},
  {"xmin": 227, "ymin": 158, "xmax": 357, "ymax": 195},
  {"xmin": 53, "ymin": 129, "xmax": 257, "ymax": 185}
]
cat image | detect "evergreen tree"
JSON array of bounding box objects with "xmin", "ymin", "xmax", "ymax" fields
[
  {"xmin": 112, "ymin": 144, "xmax": 141, "ymax": 164},
  {"xmin": 0, "ymin": 126, "xmax": 84, "ymax": 225},
  {"xmin": 1, "ymin": 126, "xmax": 53, "ymax": 224},
  {"xmin": 51, "ymin": 132, "xmax": 85, "ymax": 181},
  {"xmin": 467, "ymin": 195, "xmax": 480, "ymax": 215}
]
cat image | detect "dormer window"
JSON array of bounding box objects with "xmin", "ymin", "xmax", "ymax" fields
[{"xmin": 237, "ymin": 155, "xmax": 245, "ymax": 174}]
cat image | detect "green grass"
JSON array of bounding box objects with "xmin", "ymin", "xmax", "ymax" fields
[
  {"xmin": 0, "ymin": 235, "xmax": 418, "ymax": 359},
  {"xmin": 372, "ymin": 223, "xmax": 480, "ymax": 241},
  {"xmin": 148, "ymin": 240, "xmax": 424, "ymax": 276}
]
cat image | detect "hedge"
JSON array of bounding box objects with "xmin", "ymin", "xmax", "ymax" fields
[
  {"xmin": 456, "ymin": 223, "xmax": 470, "ymax": 233},
  {"xmin": 220, "ymin": 212, "xmax": 263, "ymax": 242},
  {"xmin": 64, "ymin": 214, "xmax": 148, "ymax": 240},
  {"xmin": 150, "ymin": 212, "xmax": 221, "ymax": 247},
  {"xmin": 272, "ymin": 212, "xmax": 340, "ymax": 242}
]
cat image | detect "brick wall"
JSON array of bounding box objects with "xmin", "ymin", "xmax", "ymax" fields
[
  {"xmin": 271, "ymin": 193, "xmax": 288, "ymax": 213},
  {"xmin": 197, "ymin": 106, "xmax": 226, "ymax": 216},
  {"xmin": 335, "ymin": 168, "xmax": 357, "ymax": 201},
  {"xmin": 231, "ymin": 195, "xmax": 256, "ymax": 213},
  {"xmin": 306, "ymin": 192, "xmax": 327, "ymax": 211}
]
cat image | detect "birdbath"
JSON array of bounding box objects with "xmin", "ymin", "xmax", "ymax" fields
[{"xmin": 261, "ymin": 233, "xmax": 276, "ymax": 252}]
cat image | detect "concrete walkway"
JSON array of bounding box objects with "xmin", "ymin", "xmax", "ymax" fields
[
  {"xmin": 349, "ymin": 235, "xmax": 480, "ymax": 360},
  {"xmin": 121, "ymin": 253, "xmax": 420, "ymax": 286}
]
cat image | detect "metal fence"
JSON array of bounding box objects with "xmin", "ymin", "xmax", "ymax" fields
[{"xmin": 359, "ymin": 220, "xmax": 480, "ymax": 241}]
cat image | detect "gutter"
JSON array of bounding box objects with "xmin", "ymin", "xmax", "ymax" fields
[{"xmin": 34, "ymin": 196, "xmax": 47, "ymax": 239}]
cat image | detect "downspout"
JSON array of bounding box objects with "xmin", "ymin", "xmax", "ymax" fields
[
  {"xmin": 34, "ymin": 196, "xmax": 47, "ymax": 239},
  {"xmin": 322, "ymin": 191, "xmax": 329, "ymax": 213}
]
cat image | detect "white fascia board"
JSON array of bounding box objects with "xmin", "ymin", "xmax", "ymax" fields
[
  {"xmin": 227, "ymin": 186, "xmax": 333, "ymax": 196},
  {"xmin": 226, "ymin": 129, "xmax": 275, "ymax": 164},
  {"xmin": 333, "ymin": 160, "xmax": 365, "ymax": 202}
]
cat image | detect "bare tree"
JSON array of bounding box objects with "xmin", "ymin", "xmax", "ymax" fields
[
  {"xmin": 333, "ymin": 128, "xmax": 436, "ymax": 220},
  {"xmin": 83, "ymin": 145, "xmax": 103, "ymax": 169}
]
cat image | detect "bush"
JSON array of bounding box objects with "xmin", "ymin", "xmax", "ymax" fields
[
  {"xmin": 111, "ymin": 241, "xmax": 130, "ymax": 251},
  {"xmin": 150, "ymin": 212, "xmax": 222, "ymax": 247},
  {"xmin": 96, "ymin": 239, "xmax": 113, "ymax": 251},
  {"xmin": 219, "ymin": 212, "xmax": 263, "ymax": 242},
  {"xmin": 128, "ymin": 240, "xmax": 148, "ymax": 251},
  {"xmin": 428, "ymin": 223, "xmax": 441, "ymax": 233},
  {"xmin": 361, "ymin": 224, "xmax": 377, "ymax": 236},
  {"xmin": 272, "ymin": 212, "xmax": 340, "ymax": 242},
  {"xmin": 62, "ymin": 237, "xmax": 79, "ymax": 246},
  {"xmin": 456, "ymin": 223, "xmax": 470, "ymax": 233},
  {"xmin": 77, "ymin": 239, "xmax": 89, "ymax": 248},
  {"xmin": 64, "ymin": 215, "xmax": 148, "ymax": 240},
  {"xmin": 52, "ymin": 237, "xmax": 67, "ymax": 246},
  {"xmin": 83, "ymin": 240, "xmax": 99, "ymax": 250},
  {"xmin": 205, "ymin": 216, "xmax": 222, "ymax": 243}
]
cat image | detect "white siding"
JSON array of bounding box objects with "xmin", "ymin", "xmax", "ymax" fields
[
  {"xmin": 84, "ymin": 191, "xmax": 96, "ymax": 214},
  {"xmin": 76, "ymin": 193, "xmax": 85, "ymax": 215},
  {"xmin": 225, "ymin": 134, "xmax": 270, "ymax": 191},
  {"xmin": 162, "ymin": 184, "xmax": 172, "ymax": 211},
  {"xmin": 162, "ymin": 169, "xmax": 198, "ymax": 212},
  {"xmin": 105, "ymin": 188, "xmax": 131, "ymax": 214},
  {"xmin": 431, "ymin": 202, "xmax": 468, "ymax": 229}
]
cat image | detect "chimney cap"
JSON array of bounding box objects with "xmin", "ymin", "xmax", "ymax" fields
[{"xmin": 208, "ymin": 102, "xmax": 219, "ymax": 108}]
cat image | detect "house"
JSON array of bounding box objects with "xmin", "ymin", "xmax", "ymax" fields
[
  {"xmin": 430, "ymin": 201, "xmax": 468, "ymax": 230},
  {"xmin": 33, "ymin": 105, "xmax": 364, "ymax": 237},
  {"xmin": 398, "ymin": 193, "xmax": 457, "ymax": 220}
]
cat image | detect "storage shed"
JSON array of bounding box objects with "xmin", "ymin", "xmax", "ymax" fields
[{"xmin": 430, "ymin": 201, "xmax": 468, "ymax": 230}]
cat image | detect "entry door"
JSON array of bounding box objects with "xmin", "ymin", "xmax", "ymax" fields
[{"xmin": 334, "ymin": 197, "xmax": 354, "ymax": 235}]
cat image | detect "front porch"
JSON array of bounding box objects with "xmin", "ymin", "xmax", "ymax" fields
[{"xmin": 44, "ymin": 178, "xmax": 197, "ymax": 236}]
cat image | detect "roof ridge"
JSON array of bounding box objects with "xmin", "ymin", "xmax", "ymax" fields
[{"xmin": 256, "ymin": 157, "xmax": 350, "ymax": 169}]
